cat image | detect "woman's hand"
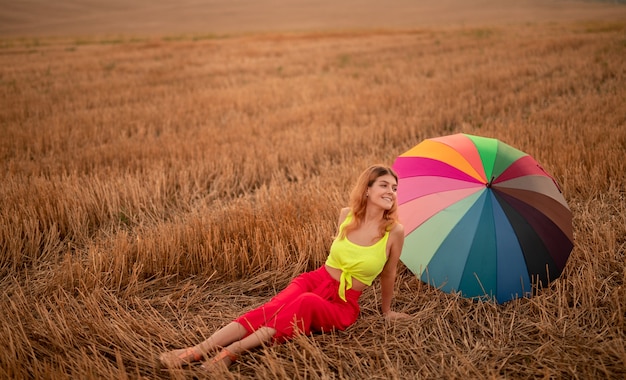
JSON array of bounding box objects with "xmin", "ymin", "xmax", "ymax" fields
[{"xmin": 383, "ymin": 310, "xmax": 411, "ymax": 321}]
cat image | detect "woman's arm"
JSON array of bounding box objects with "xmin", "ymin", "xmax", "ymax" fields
[{"xmin": 379, "ymin": 223, "xmax": 410, "ymax": 320}]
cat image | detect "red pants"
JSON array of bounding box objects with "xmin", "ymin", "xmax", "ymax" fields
[{"xmin": 234, "ymin": 266, "xmax": 362, "ymax": 343}]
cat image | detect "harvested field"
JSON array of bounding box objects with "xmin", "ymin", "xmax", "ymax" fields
[{"xmin": 1, "ymin": 2, "xmax": 625, "ymax": 379}]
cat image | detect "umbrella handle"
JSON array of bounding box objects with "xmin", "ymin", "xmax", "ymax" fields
[{"xmin": 487, "ymin": 176, "xmax": 495, "ymax": 188}]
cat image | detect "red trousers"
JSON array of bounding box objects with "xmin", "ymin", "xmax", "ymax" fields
[{"xmin": 234, "ymin": 266, "xmax": 362, "ymax": 343}]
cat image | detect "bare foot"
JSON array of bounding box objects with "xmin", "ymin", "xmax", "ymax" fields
[
  {"xmin": 159, "ymin": 347, "xmax": 203, "ymax": 368},
  {"xmin": 199, "ymin": 348, "xmax": 238, "ymax": 372}
]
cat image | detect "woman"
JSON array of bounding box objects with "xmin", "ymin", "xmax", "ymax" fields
[{"xmin": 159, "ymin": 165, "xmax": 409, "ymax": 371}]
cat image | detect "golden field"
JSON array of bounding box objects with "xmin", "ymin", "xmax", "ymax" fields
[{"xmin": 1, "ymin": 13, "xmax": 626, "ymax": 380}]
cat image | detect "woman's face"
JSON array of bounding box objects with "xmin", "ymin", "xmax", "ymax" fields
[{"xmin": 367, "ymin": 174, "xmax": 398, "ymax": 210}]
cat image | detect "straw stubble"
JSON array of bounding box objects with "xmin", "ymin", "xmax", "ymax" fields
[{"xmin": 1, "ymin": 21, "xmax": 625, "ymax": 379}]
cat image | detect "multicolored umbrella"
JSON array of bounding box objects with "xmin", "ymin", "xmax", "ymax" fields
[{"xmin": 392, "ymin": 133, "xmax": 573, "ymax": 303}]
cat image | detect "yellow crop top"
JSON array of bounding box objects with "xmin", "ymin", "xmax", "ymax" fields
[{"xmin": 325, "ymin": 213, "xmax": 389, "ymax": 301}]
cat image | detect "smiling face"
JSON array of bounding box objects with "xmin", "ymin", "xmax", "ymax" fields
[{"xmin": 367, "ymin": 174, "xmax": 398, "ymax": 211}]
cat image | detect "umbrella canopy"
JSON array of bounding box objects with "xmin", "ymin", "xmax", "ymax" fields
[{"xmin": 392, "ymin": 133, "xmax": 573, "ymax": 303}]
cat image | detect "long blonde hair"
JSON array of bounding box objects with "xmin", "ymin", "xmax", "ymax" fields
[{"xmin": 339, "ymin": 165, "xmax": 399, "ymax": 239}]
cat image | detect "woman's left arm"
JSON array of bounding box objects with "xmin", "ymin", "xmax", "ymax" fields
[{"xmin": 379, "ymin": 223, "xmax": 410, "ymax": 320}]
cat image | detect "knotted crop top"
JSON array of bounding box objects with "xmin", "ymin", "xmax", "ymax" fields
[{"xmin": 325, "ymin": 213, "xmax": 389, "ymax": 301}]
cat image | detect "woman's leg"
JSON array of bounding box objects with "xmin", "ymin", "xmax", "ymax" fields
[
  {"xmin": 193, "ymin": 322, "xmax": 248, "ymax": 353},
  {"xmin": 159, "ymin": 322, "xmax": 248, "ymax": 367},
  {"xmin": 198, "ymin": 288, "xmax": 358, "ymax": 370},
  {"xmin": 265, "ymin": 268, "xmax": 361, "ymax": 342},
  {"xmin": 160, "ymin": 269, "xmax": 321, "ymax": 368},
  {"xmin": 269, "ymin": 291, "xmax": 359, "ymax": 342},
  {"xmin": 201, "ymin": 326, "xmax": 277, "ymax": 370},
  {"xmin": 234, "ymin": 272, "xmax": 313, "ymax": 337}
]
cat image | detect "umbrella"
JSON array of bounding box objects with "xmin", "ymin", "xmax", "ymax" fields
[{"xmin": 392, "ymin": 133, "xmax": 573, "ymax": 303}]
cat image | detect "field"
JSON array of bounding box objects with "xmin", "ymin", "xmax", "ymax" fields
[{"xmin": 1, "ymin": 2, "xmax": 626, "ymax": 379}]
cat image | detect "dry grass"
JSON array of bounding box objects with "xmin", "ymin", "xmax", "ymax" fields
[{"xmin": 1, "ymin": 20, "xmax": 625, "ymax": 379}]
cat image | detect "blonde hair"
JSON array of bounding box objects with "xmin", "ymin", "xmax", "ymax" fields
[{"xmin": 339, "ymin": 165, "xmax": 399, "ymax": 240}]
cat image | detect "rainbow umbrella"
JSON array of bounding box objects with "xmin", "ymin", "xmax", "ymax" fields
[{"xmin": 392, "ymin": 133, "xmax": 573, "ymax": 303}]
